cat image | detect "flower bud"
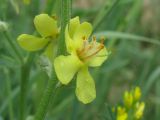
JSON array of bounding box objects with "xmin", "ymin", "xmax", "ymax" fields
[
  {"xmin": 134, "ymin": 102, "xmax": 145, "ymax": 119},
  {"xmin": 134, "ymin": 86, "xmax": 141, "ymax": 101},
  {"xmin": 117, "ymin": 106, "xmax": 128, "ymax": 120},
  {"xmin": 124, "ymin": 91, "xmax": 133, "ymax": 108}
]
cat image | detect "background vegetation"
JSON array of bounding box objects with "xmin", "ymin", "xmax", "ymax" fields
[{"xmin": 0, "ymin": 0, "xmax": 160, "ymax": 120}]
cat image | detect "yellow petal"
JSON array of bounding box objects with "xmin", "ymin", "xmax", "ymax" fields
[
  {"xmin": 65, "ymin": 17, "xmax": 80, "ymax": 53},
  {"xmin": 54, "ymin": 54, "xmax": 82, "ymax": 85},
  {"xmin": 65, "ymin": 26, "xmax": 75, "ymax": 53},
  {"xmin": 17, "ymin": 34, "xmax": 48, "ymax": 51},
  {"xmin": 73, "ymin": 22, "xmax": 92, "ymax": 49},
  {"xmin": 43, "ymin": 42, "xmax": 56, "ymax": 61},
  {"xmin": 69, "ymin": 16, "xmax": 80, "ymax": 38},
  {"xmin": 76, "ymin": 67, "xmax": 96, "ymax": 104},
  {"xmin": 88, "ymin": 45, "xmax": 108, "ymax": 67},
  {"xmin": 34, "ymin": 14, "xmax": 58, "ymax": 37}
]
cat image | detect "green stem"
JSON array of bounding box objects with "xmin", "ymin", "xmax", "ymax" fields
[
  {"xmin": 57, "ymin": 0, "xmax": 71, "ymax": 55},
  {"xmin": 20, "ymin": 65, "xmax": 29, "ymax": 120},
  {"xmin": 34, "ymin": 1, "xmax": 71, "ymax": 119},
  {"xmin": 20, "ymin": 54, "xmax": 34, "ymax": 120},
  {"xmin": 3, "ymin": 31, "xmax": 23, "ymax": 63},
  {"xmin": 45, "ymin": 0, "xmax": 56, "ymax": 14},
  {"xmin": 4, "ymin": 69, "xmax": 14, "ymax": 120},
  {"xmin": 34, "ymin": 75, "xmax": 59, "ymax": 120}
]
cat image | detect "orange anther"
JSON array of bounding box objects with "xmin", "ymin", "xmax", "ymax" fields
[
  {"xmin": 92, "ymin": 36, "xmax": 96, "ymax": 42},
  {"xmin": 100, "ymin": 37, "xmax": 105, "ymax": 44}
]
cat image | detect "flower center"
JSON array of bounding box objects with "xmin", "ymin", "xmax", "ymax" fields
[{"xmin": 77, "ymin": 36, "xmax": 104, "ymax": 62}]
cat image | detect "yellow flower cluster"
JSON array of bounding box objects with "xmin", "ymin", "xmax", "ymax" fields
[{"xmin": 115, "ymin": 86, "xmax": 145, "ymax": 120}]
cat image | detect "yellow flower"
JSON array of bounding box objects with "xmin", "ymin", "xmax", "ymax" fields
[
  {"xmin": 134, "ymin": 102, "xmax": 145, "ymax": 119},
  {"xmin": 54, "ymin": 17, "xmax": 108, "ymax": 104},
  {"xmin": 117, "ymin": 106, "xmax": 128, "ymax": 120},
  {"xmin": 134, "ymin": 86, "xmax": 141, "ymax": 101},
  {"xmin": 124, "ymin": 91, "xmax": 133, "ymax": 108},
  {"xmin": 17, "ymin": 14, "xmax": 59, "ymax": 60}
]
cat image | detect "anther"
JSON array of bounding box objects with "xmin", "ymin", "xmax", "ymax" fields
[
  {"xmin": 82, "ymin": 36, "xmax": 86, "ymax": 40},
  {"xmin": 92, "ymin": 36, "xmax": 96, "ymax": 42},
  {"xmin": 98, "ymin": 44, "xmax": 104, "ymax": 49},
  {"xmin": 100, "ymin": 37, "xmax": 105, "ymax": 44}
]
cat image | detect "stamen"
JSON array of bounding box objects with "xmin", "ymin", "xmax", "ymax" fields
[
  {"xmin": 98, "ymin": 44, "xmax": 104, "ymax": 49},
  {"xmin": 92, "ymin": 36, "xmax": 96, "ymax": 42},
  {"xmin": 83, "ymin": 44, "xmax": 104, "ymax": 60},
  {"xmin": 77, "ymin": 36, "xmax": 105, "ymax": 61},
  {"xmin": 83, "ymin": 40, "xmax": 88, "ymax": 46},
  {"xmin": 78, "ymin": 44, "xmax": 92, "ymax": 57},
  {"xmin": 100, "ymin": 37, "xmax": 105, "ymax": 44},
  {"xmin": 77, "ymin": 40, "xmax": 87, "ymax": 55},
  {"xmin": 82, "ymin": 36, "xmax": 86, "ymax": 41}
]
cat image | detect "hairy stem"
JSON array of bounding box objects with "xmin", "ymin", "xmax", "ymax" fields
[
  {"xmin": 57, "ymin": 0, "xmax": 71, "ymax": 55},
  {"xmin": 34, "ymin": 74, "xmax": 59, "ymax": 120}
]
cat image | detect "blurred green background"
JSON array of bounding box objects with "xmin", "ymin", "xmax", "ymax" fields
[{"xmin": 0, "ymin": 0, "xmax": 160, "ymax": 120}]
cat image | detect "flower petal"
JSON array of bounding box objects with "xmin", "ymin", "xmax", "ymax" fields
[
  {"xmin": 43, "ymin": 42, "xmax": 57, "ymax": 61},
  {"xmin": 76, "ymin": 67, "xmax": 96, "ymax": 104},
  {"xmin": 65, "ymin": 26, "xmax": 74, "ymax": 53},
  {"xmin": 73, "ymin": 22, "xmax": 92, "ymax": 49},
  {"xmin": 65, "ymin": 17, "xmax": 80, "ymax": 53},
  {"xmin": 88, "ymin": 46, "xmax": 108, "ymax": 67},
  {"xmin": 69, "ymin": 16, "xmax": 80, "ymax": 38},
  {"xmin": 17, "ymin": 34, "xmax": 48, "ymax": 51},
  {"xmin": 54, "ymin": 54, "xmax": 82, "ymax": 85},
  {"xmin": 34, "ymin": 14, "xmax": 58, "ymax": 37}
]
